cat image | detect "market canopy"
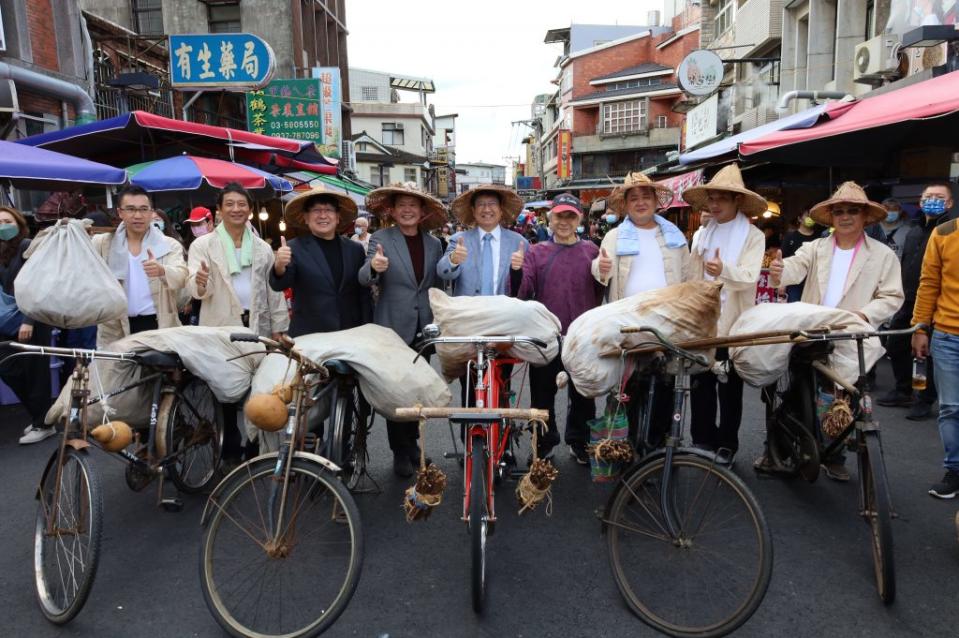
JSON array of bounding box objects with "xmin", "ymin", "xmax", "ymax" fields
[
  {"xmin": 738, "ymin": 71, "xmax": 959, "ymax": 166},
  {"xmin": 0, "ymin": 140, "xmax": 126, "ymax": 190},
  {"xmin": 128, "ymin": 155, "xmax": 292, "ymax": 196},
  {"xmin": 679, "ymin": 104, "xmax": 828, "ymax": 166},
  {"xmin": 16, "ymin": 110, "xmax": 337, "ymax": 171}
]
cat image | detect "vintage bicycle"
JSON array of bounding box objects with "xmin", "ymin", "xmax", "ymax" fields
[
  {"xmin": 199, "ymin": 333, "xmax": 363, "ymax": 638},
  {"xmin": 5, "ymin": 341, "xmax": 223, "ymax": 625},
  {"xmin": 600, "ymin": 326, "xmax": 773, "ymax": 638},
  {"xmin": 759, "ymin": 323, "xmax": 925, "ymax": 605},
  {"xmin": 396, "ymin": 324, "xmax": 551, "ymax": 613}
]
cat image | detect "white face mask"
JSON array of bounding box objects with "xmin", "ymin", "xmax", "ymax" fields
[{"xmin": 354, "ymin": 226, "xmax": 363, "ymax": 236}]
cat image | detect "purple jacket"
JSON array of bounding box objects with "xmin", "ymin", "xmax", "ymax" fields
[{"xmin": 516, "ymin": 239, "xmax": 601, "ymax": 334}]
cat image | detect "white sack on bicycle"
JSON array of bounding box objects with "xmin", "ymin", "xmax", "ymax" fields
[
  {"xmin": 45, "ymin": 326, "xmax": 264, "ymax": 427},
  {"xmin": 428, "ymin": 288, "xmax": 561, "ymax": 381},
  {"xmin": 245, "ymin": 324, "xmax": 452, "ymax": 446},
  {"xmin": 562, "ymin": 281, "xmax": 723, "ymax": 398},
  {"xmin": 15, "ymin": 218, "xmax": 127, "ymax": 328},
  {"xmin": 729, "ymin": 302, "xmax": 884, "ymax": 387}
]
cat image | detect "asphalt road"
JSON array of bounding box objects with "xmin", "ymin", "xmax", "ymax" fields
[{"xmin": 0, "ymin": 359, "xmax": 956, "ymax": 638}]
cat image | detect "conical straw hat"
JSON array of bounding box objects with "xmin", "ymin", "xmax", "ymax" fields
[
  {"xmin": 365, "ymin": 182, "xmax": 448, "ymax": 230},
  {"xmin": 284, "ymin": 184, "xmax": 358, "ymax": 233},
  {"xmin": 450, "ymin": 184, "xmax": 524, "ymax": 225},
  {"xmin": 809, "ymin": 181, "xmax": 886, "ymax": 226},
  {"xmin": 682, "ymin": 164, "xmax": 767, "ymax": 216},
  {"xmin": 608, "ymin": 172, "xmax": 674, "ymax": 212}
]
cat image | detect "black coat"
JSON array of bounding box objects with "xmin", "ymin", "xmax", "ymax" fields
[
  {"xmin": 892, "ymin": 212, "xmax": 957, "ymax": 327},
  {"xmin": 269, "ymin": 234, "xmax": 372, "ymax": 337}
]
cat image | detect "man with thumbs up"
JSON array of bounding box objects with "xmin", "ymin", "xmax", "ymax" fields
[
  {"xmin": 360, "ymin": 183, "xmax": 446, "ymax": 477},
  {"xmin": 91, "ymin": 185, "xmax": 187, "ymax": 346}
]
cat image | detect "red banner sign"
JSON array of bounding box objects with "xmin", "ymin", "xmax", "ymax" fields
[
  {"xmin": 557, "ymin": 130, "xmax": 572, "ymax": 180},
  {"xmin": 660, "ymin": 169, "xmax": 704, "ymax": 209}
]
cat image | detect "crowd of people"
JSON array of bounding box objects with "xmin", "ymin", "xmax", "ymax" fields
[{"xmin": 1, "ymin": 168, "xmax": 958, "ymax": 501}]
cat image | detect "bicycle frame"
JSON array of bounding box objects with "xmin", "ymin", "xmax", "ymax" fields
[{"xmin": 462, "ymin": 351, "xmax": 520, "ymax": 525}]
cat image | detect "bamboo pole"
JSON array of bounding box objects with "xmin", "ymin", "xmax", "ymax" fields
[{"xmin": 394, "ymin": 406, "xmax": 550, "ymax": 421}]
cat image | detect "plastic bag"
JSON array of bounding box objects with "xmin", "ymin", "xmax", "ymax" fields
[
  {"xmin": 15, "ymin": 219, "xmax": 126, "ymax": 328},
  {"xmin": 429, "ymin": 288, "xmax": 561, "ymax": 381},
  {"xmin": 245, "ymin": 324, "xmax": 452, "ymax": 445},
  {"xmin": 588, "ymin": 411, "xmax": 630, "ymax": 483},
  {"xmin": 728, "ymin": 302, "xmax": 884, "ymax": 387},
  {"xmin": 562, "ymin": 281, "xmax": 723, "ymax": 398}
]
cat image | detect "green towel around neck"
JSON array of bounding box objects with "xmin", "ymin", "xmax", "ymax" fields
[{"xmin": 215, "ymin": 223, "xmax": 254, "ymax": 275}]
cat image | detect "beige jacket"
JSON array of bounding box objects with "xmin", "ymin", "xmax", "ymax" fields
[
  {"xmin": 591, "ymin": 225, "xmax": 691, "ymax": 302},
  {"xmin": 91, "ymin": 232, "xmax": 186, "ymax": 347},
  {"xmin": 776, "ymin": 235, "xmax": 904, "ymax": 327},
  {"xmin": 689, "ymin": 223, "xmax": 765, "ymax": 335},
  {"xmin": 186, "ymin": 230, "xmax": 289, "ymax": 337}
]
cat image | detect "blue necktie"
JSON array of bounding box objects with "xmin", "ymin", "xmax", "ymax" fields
[{"xmin": 480, "ymin": 233, "xmax": 494, "ymax": 295}]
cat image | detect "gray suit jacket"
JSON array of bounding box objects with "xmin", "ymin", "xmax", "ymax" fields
[
  {"xmin": 436, "ymin": 227, "xmax": 528, "ymax": 296},
  {"xmin": 358, "ymin": 226, "xmax": 443, "ymax": 344}
]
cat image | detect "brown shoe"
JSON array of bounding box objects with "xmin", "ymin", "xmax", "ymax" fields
[{"xmin": 822, "ymin": 462, "xmax": 850, "ymax": 482}]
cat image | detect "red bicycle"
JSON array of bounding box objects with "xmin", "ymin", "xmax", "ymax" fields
[{"xmin": 397, "ymin": 324, "xmax": 550, "ymax": 612}]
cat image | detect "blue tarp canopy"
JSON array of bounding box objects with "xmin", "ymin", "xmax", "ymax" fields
[
  {"xmin": 0, "ymin": 140, "xmax": 126, "ymax": 189},
  {"xmin": 679, "ymin": 104, "xmax": 828, "ymax": 166}
]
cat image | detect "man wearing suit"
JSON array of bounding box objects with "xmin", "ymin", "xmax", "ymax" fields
[
  {"xmin": 437, "ymin": 184, "xmax": 529, "ymax": 408},
  {"xmin": 271, "ymin": 185, "xmax": 372, "ymax": 336},
  {"xmin": 359, "ymin": 182, "xmax": 447, "ymax": 477}
]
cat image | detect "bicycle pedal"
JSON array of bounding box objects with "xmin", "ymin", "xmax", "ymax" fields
[
  {"xmin": 508, "ymin": 470, "xmax": 527, "ymax": 481},
  {"xmin": 443, "ymin": 452, "xmax": 464, "ymax": 460},
  {"xmin": 160, "ymin": 498, "xmax": 183, "ymax": 512}
]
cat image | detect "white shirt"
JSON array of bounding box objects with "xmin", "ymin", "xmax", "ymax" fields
[
  {"xmin": 822, "ymin": 245, "xmax": 856, "ymax": 308},
  {"xmin": 126, "ymin": 252, "xmax": 156, "ymax": 316},
  {"xmin": 478, "ymin": 225, "xmax": 502, "ymax": 294},
  {"xmin": 624, "ymin": 227, "xmax": 668, "ymax": 296},
  {"xmin": 702, "ymin": 219, "xmax": 737, "ymax": 281},
  {"xmin": 230, "ymin": 248, "xmax": 253, "ymax": 311}
]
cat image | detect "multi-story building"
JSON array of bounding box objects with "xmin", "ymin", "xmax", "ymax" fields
[
  {"xmin": 455, "ymin": 161, "xmax": 506, "ymax": 194},
  {"xmin": 529, "ymin": 16, "xmax": 699, "ymax": 204}
]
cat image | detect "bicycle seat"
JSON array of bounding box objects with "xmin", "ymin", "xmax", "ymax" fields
[
  {"xmin": 137, "ymin": 350, "xmax": 182, "ymax": 369},
  {"xmin": 790, "ymin": 340, "xmax": 833, "ymax": 363},
  {"xmin": 323, "ymin": 359, "xmax": 354, "ymax": 375}
]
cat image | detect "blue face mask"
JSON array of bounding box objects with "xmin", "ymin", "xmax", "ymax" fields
[
  {"xmin": 885, "ymin": 210, "xmax": 900, "ymax": 224},
  {"xmin": 517, "ymin": 213, "xmax": 526, "ymax": 223},
  {"xmin": 604, "ymin": 214, "xmax": 618, "ymax": 224},
  {"xmin": 576, "ymin": 225, "xmax": 585, "ymax": 234},
  {"xmin": 0, "ymin": 223, "xmax": 18, "ymax": 241},
  {"xmin": 921, "ymin": 198, "xmax": 947, "ymax": 217}
]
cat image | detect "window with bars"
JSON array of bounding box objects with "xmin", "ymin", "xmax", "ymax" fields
[
  {"xmin": 603, "ymin": 100, "xmax": 647, "ymax": 134},
  {"xmin": 382, "ymin": 122, "xmax": 404, "ymax": 146},
  {"xmin": 370, "ymin": 166, "xmax": 384, "ymax": 187},
  {"xmin": 605, "ymin": 77, "xmax": 662, "ymax": 91},
  {"xmin": 208, "ymin": 2, "xmax": 241, "ymax": 33},
  {"xmin": 656, "ymin": 115, "xmax": 668, "ymax": 128},
  {"xmin": 361, "ymin": 86, "xmax": 379, "ymax": 101},
  {"xmin": 714, "ymin": 0, "xmax": 735, "ymax": 36},
  {"xmin": 132, "ymin": 0, "xmax": 163, "ymax": 35}
]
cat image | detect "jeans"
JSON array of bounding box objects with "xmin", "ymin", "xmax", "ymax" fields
[{"xmin": 931, "ymin": 330, "xmax": 959, "ymax": 472}]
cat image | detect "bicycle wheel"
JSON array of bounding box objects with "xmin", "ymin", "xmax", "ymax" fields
[
  {"xmin": 860, "ymin": 431, "xmax": 896, "ymax": 604},
  {"xmin": 470, "ymin": 434, "xmax": 488, "ymax": 614},
  {"xmin": 160, "ymin": 378, "xmax": 224, "ymax": 493},
  {"xmin": 606, "ymin": 454, "xmax": 773, "ymax": 638},
  {"xmin": 765, "ymin": 366, "xmax": 820, "ymax": 482},
  {"xmin": 200, "ymin": 455, "xmax": 363, "ymax": 638},
  {"xmin": 329, "ymin": 381, "xmax": 370, "ymax": 490},
  {"xmin": 34, "ymin": 448, "xmax": 103, "ymax": 625}
]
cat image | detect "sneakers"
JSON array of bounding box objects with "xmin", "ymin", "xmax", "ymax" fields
[
  {"xmin": 876, "ymin": 390, "xmax": 914, "ymax": 408},
  {"xmin": 906, "ymin": 401, "xmax": 935, "ymax": 421},
  {"xmin": 822, "ymin": 461, "xmax": 850, "ymax": 482},
  {"xmin": 929, "ymin": 470, "xmax": 959, "ymax": 499},
  {"xmin": 568, "ymin": 444, "xmax": 590, "ymax": 466},
  {"xmin": 19, "ymin": 426, "xmax": 57, "ymax": 445}
]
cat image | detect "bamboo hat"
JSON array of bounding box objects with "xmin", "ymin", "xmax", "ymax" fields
[
  {"xmin": 809, "ymin": 181, "xmax": 886, "ymax": 226},
  {"xmin": 450, "ymin": 184, "xmax": 524, "ymax": 226},
  {"xmin": 682, "ymin": 164, "xmax": 767, "ymax": 216},
  {"xmin": 365, "ymin": 182, "xmax": 448, "ymax": 230},
  {"xmin": 608, "ymin": 171, "xmax": 674, "ymax": 212},
  {"xmin": 284, "ymin": 184, "xmax": 358, "ymax": 233}
]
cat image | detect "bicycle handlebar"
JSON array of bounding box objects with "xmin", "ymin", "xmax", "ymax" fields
[
  {"xmin": 794, "ymin": 323, "xmax": 927, "ymax": 341},
  {"xmin": 414, "ymin": 334, "xmax": 550, "ymax": 363},
  {"xmin": 618, "ymin": 325, "xmax": 711, "ymax": 368},
  {"xmin": 229, "ymin": 333, "xmax": 328, "ymax": 377},
  {"xmin": 8, "ymin": 342, "xmax": 138, "ymax": 362}
]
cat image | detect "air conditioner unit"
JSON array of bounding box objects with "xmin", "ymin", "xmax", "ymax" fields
[
  {"xmin": 395, "ymin": 122, "xmax": 404, "ymax": 130},
  {"xmin": 341, "ymin": 140, "xmax": 356, "ymax": 174},
  {"xmin": 853, "ymin": 35, "xmax": 903, "ymax": 84}
]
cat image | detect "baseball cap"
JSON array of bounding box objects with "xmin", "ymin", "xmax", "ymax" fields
[
  {"xmin": 550, "ymin": 192, "xmax": 584, "ymax": 216},
  {"xmin": 186, "ymin": 206, "xmax": 212, "ymax": 223}
]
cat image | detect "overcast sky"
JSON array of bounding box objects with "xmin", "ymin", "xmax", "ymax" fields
[{"xmin": 347, "ymin": 0, "xmax": 664, "ymax": 170}]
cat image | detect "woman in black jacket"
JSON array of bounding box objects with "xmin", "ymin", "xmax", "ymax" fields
[{"xmin": 0, "ymin": 206, "xmax": 55, "ymax": 444}]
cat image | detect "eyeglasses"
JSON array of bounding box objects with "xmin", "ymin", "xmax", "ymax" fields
[
  {"xmin": 474, "ymin": 202, "xmax": 500, "ymax": 210},
  {"xmin": 831, "ymin": 207, "xmax": 863, "ymax": 217},
  {"xmin": 306, "ymin": 207, "xmax": 338, "ymax": 216},
  {"xmin": 118, "ymin": 206, "xmax": 153, "ymax": 216}
]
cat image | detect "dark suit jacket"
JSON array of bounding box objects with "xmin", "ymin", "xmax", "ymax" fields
[{"xmin": 269, "ymin": 234, "xmax": 372, "ymax": 337}]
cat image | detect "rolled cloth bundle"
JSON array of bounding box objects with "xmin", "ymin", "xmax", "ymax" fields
[{"xmin": 562, "ymin": 281, "xmax": 723, "ymax": 397}]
